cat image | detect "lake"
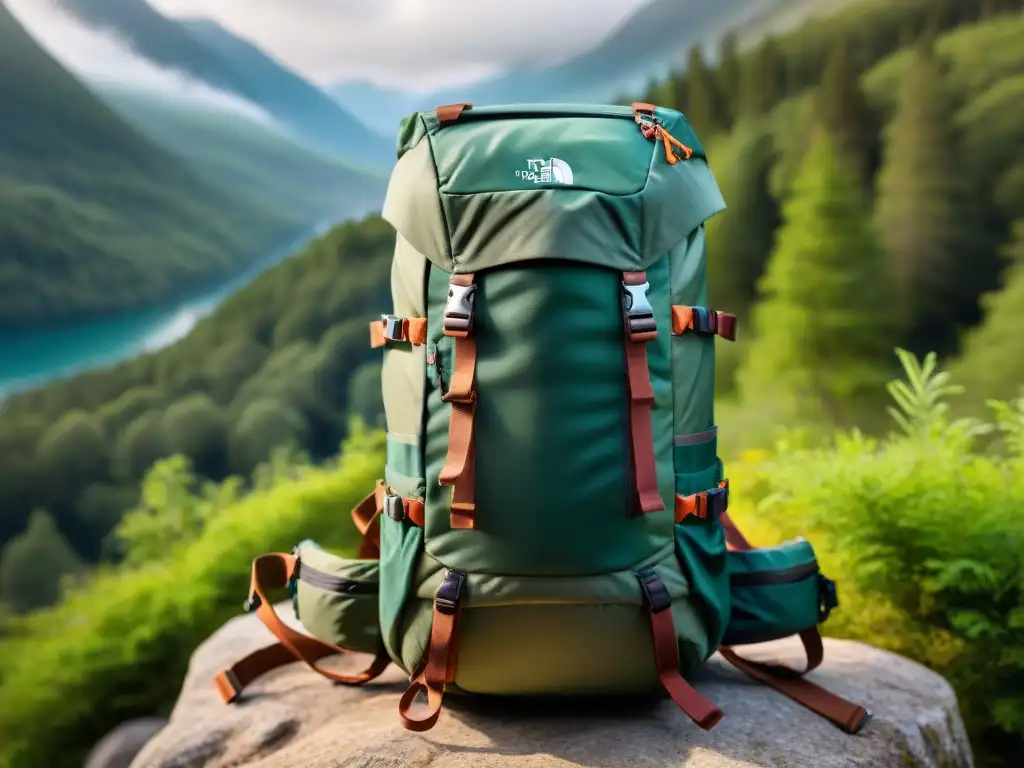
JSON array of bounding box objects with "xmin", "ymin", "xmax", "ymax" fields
[{"xmin": 0, "ymin": 216, "xmax": 337, "ymax": 398}]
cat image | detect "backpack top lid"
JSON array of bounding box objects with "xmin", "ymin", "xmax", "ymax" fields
[{"xmin": 382, "ymin": 102, "xmax": 726, "ymax": 276}]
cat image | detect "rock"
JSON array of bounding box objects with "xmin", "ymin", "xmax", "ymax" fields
[
  {"xmin": 130, "ymin": 603, "xmax": 973, "ymax": 768},
  {"xmin": 85, "ymin": 717, "xmax": 168, "ymax": 768}
]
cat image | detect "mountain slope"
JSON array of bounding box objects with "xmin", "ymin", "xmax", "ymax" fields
[
  {"xmin": 330, "ymin": 0, "xmax": 854, "ymax": 131},
  {"xmin": 97, "ymin": 88, "xmax": 388, "ymax": 221},
  {"xmin": 0, "ymin": 1, "xmax": 296, "ymax": 329},
  {"xmin": 55, "ymin": 0, "xmax": 393, "ymax": 165}
]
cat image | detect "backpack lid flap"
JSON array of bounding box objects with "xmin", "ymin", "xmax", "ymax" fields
[{"xmin": 383, "ymin": 104, "xmax": 726, "ymax": 274}]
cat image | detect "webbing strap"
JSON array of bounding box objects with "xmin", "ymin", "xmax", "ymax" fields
[
  {"xmin": 213, "ymin": 553, "xmax": 391, "ymax": 703},
  {"xmin": 398, "ymin": 570, "xmax": 466, "ymax": 731},
  {"xmin": 671, "ymin": 306, "xmax": 737, "ymax": 341},
  {"xmin": 638, "ymin": 569, "xmax": 723, "ymax": 730},
  {"xmin": 622, "ymin": 272, "xmax": 665, "ymax": 515},
  {"xmin": 439, "ymin": 273, "xmax": 478, "ymax": 529},
  {"xmin": 717, "ymin": 513, "xmax": 872, "ymax": 734},
  {"xmin": 369, "ymin": 316, "xmax": 427, "ymax": 348}
]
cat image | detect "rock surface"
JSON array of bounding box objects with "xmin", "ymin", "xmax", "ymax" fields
[
  {"xmin": 85, "ymin": 717, "xmax": 168, "ymax": 768},
  {"xmin": 131, "ymin": 603, "xmax": 973, "ymax": 768}
]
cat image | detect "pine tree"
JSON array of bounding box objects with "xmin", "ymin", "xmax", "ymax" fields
[
  {"xmin": 0, "ymin": 510, "xmax": 83, "ymax": 613},
  {"xmin": 737, "ymin": 127, "xmax": 896, "ymax": 426},
  {"xmin": 738, "ymin": 35, "xmax": 783, "ymax": 119},
  {"xmin": 815, "ymin": 35, "xmax": 877, "ymax": 187},
  {"xmin": 683, "ymin": 45, "xmax": 721, "ymax": 135},
  {"xmin": 875, "ymin": 40, "xmax": 966, "ymax": 357},
  {"xmin": 707, "ymin": 121, "xmax": 780, "ymax": 317},
  {"xmin": 717, "ymin": 31, "xmax": 742, "ymax": 126},
  {"xmin": 951, "ymin": 223, "xmax": 1024, "ymax": 408}
]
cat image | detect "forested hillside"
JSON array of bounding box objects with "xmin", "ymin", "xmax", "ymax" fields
[
  {"xmin": 0, "ymin": 1, "xmax": 298, "ymax": 328},
  {"xmin": 0, "ymin": 217, "xmax": 392, "ymax": 600},
  {"xmin": 639, "ymin": 0, "xmax": 1024, "ymax": 434}
]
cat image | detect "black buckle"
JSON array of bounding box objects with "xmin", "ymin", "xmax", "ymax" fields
[
  {"xmin": 384, "ymin": 492, "xmax": 405, "ymax": 521},
  {"xmin": 691, "ymin": 307, "xmax": 717, "ymax": 335},
  {"xmin": 622, "ymin": 280, "xmax": 657, "ymax": 339},
  {"xmin": 380, "ymin": 314, "xmax": 404, "ymax": 342},
  {"xmin": 443, "ymin": 281, "xmax": 477, "ymax": 335},
  {"xmin": 636, "ymin": 568, "xmax": 672, "ymax": 613},
  {"xmin": 434, "ymin": 570, "xmax": 467, "ymax": 615},
  {"xmin": 707, "ymin": 484, "xmax": 729, "ymax": 518},
  {"xmin": 818, "ymin": 575, "xmax": 839, "ymax": 622}
]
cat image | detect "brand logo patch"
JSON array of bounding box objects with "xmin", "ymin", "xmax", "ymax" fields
[{"xmin": 515, "ymin": 157, "xmax": 574, "ymax": 185}]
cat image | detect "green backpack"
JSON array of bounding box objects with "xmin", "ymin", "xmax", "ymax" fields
[{"xmin": 215, "ymin": 102, "xmax": 870, "ymax": 736}]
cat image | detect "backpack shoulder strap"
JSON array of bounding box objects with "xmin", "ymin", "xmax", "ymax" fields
[{"xmin": 717, "ymin": 512, "xmax": 872, "ymax": 734}]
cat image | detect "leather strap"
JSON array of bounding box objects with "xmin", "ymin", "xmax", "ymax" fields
[
  {"xmin": 350, "ymin": 481, "xmax": 425, "ymax": 557},
  {"xmin": 436, "ymin": 103, "xmax": 472, "ymax": 125},
  {"xmin": 639, "ymin": 570, "xmax": 722, "ymax": 730},
  {"xmin": 716, "ymin": 515, "xmax": 871, "ymax": 734},
  {"xmin": 439, "ymin": 273, "xmax": 478, "ymax": 529},
  {"xmin": 398, "ymin": 571, "xmax": 466, "ymax": 731},
  {"xmin": 213, "ymin": 553, "xmax": 391, "ymax": 702},
  {"xmin": 671, "ymin": 306, "xmax": 737, "ymax": 341},
  {"xmin": 622, "ymin": 272, "xmax": 664, "ymax": 515}
]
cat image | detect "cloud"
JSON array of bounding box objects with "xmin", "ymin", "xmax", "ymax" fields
[
  {"xmin": 147, "ymin": 0, "xmax": 651, "ymax": 90},
  {"xmin": 5, "ymin": 0, "xmax": 276, "ymax": 124}
]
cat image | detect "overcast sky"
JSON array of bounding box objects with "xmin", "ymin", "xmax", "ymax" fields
[{"xmin": 146, "ymin": 0, "xmax": 650, "ymax": 90}]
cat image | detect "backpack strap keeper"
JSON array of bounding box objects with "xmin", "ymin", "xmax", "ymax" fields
[
  {"xmin": 370, "ymin": 315, "xmax": 427, "ymax": 348},
  {"xmin": 671, "ymin": 305, "xmax": 737, "ymax": 341},
  {"xmin": 675, "ymin": 480, "xmax": 729, "ymax": 523}
]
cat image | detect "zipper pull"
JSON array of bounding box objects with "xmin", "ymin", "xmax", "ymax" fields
[{"xmin": 632, "ymin": 102, "xmax": 694, "ymax": 165}]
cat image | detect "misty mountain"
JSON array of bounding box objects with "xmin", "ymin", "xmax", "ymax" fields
[
  {"xmin": 97, "ymin": 87, "xmax": 388, "ymax": 222},
  {"xmin": 330, "ymin": 0, "xmax": 837, "ymax": 131},
  {"xmin": 55, "ymin": 0, "xmax": 394, "ymax": 165},
  {"xmin": 0, "ymin": 0, "xmax": 297, "ymax": 328}
]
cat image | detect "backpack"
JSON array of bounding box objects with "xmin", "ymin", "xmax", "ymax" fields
[{"xmin": 214, "ymin": 102, "xmax": 870, "ymax": 736}]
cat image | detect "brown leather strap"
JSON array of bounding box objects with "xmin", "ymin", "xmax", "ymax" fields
[
  {"xmin": 671, "ymin": 306, "xmax": 737, "ymax": 342},
  {"xmin": 436, "ymin": 103, "xmax": 472, "ymax": 125},
  {"xmin": 622, "ymin": 272, "xmax": 664, "ymax": 515},
  {"xmin": 214, "ymin": 640, "xmax": 343, "ymax": 703},
  {"xmin": 351, "ymin": 483, "xmax": 386, "ymax": 559},
  {"xmin": 398, "ymin": 571, "xmax": 466, "ymax": 731},
  {"xmin": 716, "ymin": 517, "xmax": 871, "ymax": 734},
  {"xmin": 639, "ymin": 570, "xmax": 722, "ymax": 729},
  {"xmin": 213, "ymin": 553, "xmax": 391, "ymax": 703},
  {"xmin": 370, "ymin": 316, "xmax": 428, "ymax": 348},
  {"xmin": 674, "ymin": 480, "xmax": 729, "ymax": 523},
  {"xmin": 439, "ymin": 273, "xmax": 478, "ymax": 529},
  {"xmin": 632, "ymin": 101, "xmax": 657, "ymax": 120}
]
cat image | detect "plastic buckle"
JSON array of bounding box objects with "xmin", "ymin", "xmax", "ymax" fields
[
  {"xmin": 242, "ymin": 593, "xmax": 262, "ymax": 613},
  {"xmin": 622, "ymin": 281, "xmax": 657, "ymax": 339},
  {"xmin": 707, "ymin": 484, "xmax": 729, "ymax": 519},
  {"xmin": 443, "ymin": 281, "xmax": 477, "ymax": 335},
  {"xmin": 636, "ymin": 568, "xmax": 672, "ymax": 613},
  {"xmin": 691, "ymin": 307, "xmax": 717, "ymax": 335},
  {"xmin": 380, "ymin": 314, "xmax": 404, "ymax": 342},
  {"xmin": 818, "ymin": 575, "xmax": 839, "ymax": 622},
  {"xmin": 434, "ymin": 570, "xmax": 467, "ymax": 615},
  {"xmin": 383, "ymin": 492, "xmax": 405, "ymax": 521}
]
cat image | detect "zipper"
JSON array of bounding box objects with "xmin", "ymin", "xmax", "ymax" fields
[
  {"xmin": 730, "ymin": 561, "xmax": 819, "ymax": 587},
  {"xmin": 443, "ymin": 103, "xmax": 694, "ymax": 165},
  {"xmin": 298, "ymin": 561, "xmax": 377, "ymax": 595}
]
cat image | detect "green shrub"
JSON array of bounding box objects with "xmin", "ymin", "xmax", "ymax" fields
[
  {"xmin": 0, "ymin": 429, "xmax": 384, "ymax": 768},
  {"xmin": 726, "ymin": 350, "xmax": 1024, "ymax": 767}
]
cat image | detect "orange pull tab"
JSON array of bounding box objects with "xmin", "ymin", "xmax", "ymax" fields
[
  {"xmin": 660, "ymin": 128, "xmax": 693, "ymax": 165},
  {"xmin": 632, "ymin": 103, "xmax": 693, "ymax": 165}
]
